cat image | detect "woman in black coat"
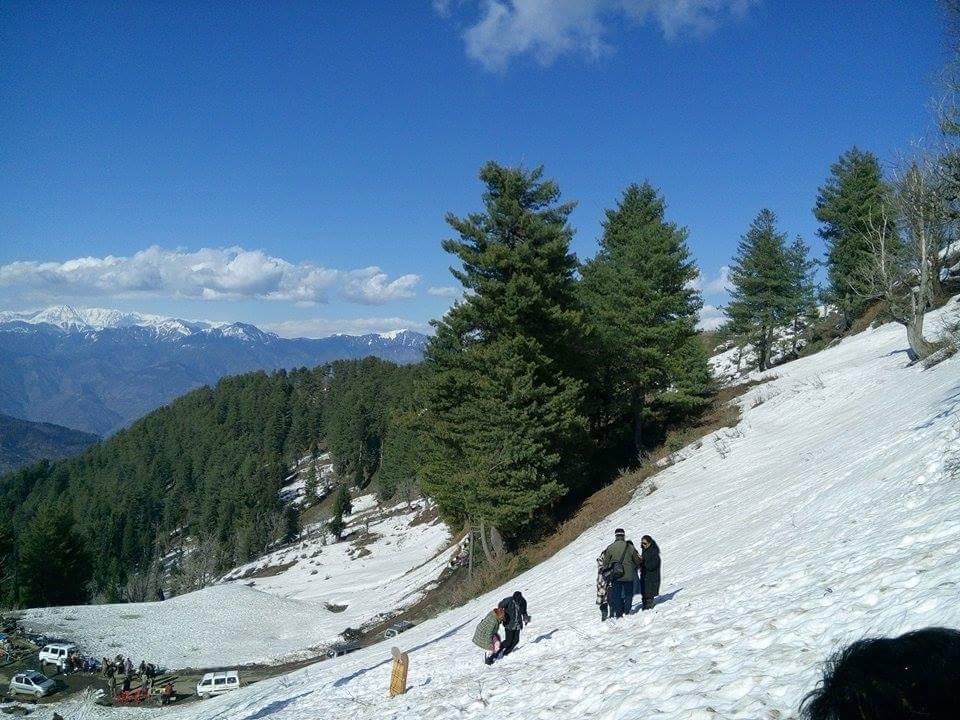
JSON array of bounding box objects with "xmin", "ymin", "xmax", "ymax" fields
[{"xmin": 639, "ymin": 535, "xmax": 661, "ymax": 610}]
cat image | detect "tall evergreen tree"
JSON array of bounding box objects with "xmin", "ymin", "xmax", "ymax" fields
[
  {"xmin": 420, "ymin": 162, "xmax": 588, "ymax": 546},
  {"xmin": 814, "ymin": 148, "xmax": 896, "ymax": 326},
  {"xmin": 579, "ymin": 182, "xmax": 710, "ymax": 461},
  {"xmin": 726, "ymin": 209, "xmax": 794, "ymax": 371},
  {"xmin": 16, "ymin": 503, "xmax": 91, "ymax": 607},
  {"xmin": 785, "ymin": 235, "xmax": 819, "ymax": 354}
]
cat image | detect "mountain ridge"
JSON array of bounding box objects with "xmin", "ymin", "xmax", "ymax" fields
[
  {"xmin": 0, "ymin": 413, "xmax": 100, "ymax": 474},
  {"xmin": 0, "ymin": 306, "xmax": 429, "ymax": 435}
]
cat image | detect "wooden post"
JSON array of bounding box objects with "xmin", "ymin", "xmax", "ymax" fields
[{"xmin": 389, "ymin": 646, "xmax": 409, "ymax": 697}]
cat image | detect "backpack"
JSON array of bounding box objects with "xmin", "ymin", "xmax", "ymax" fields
[{"xmin": 603, "ymin": 542, "xmax": 632, "ymax": 581}]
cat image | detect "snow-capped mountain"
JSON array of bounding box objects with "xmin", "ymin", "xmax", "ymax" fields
[
  {"xmin": 0, "ymin": 305, "xmax": 219, "ymax": 336},
  {"xmin": 0, "ymin": 306, "xmax": 429, "ymax": 436}
]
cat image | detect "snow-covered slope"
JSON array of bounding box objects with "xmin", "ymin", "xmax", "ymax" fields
[
  {"xmin": 71, "ymin": 298, "xmax": 959, "ymax": 720},
  {"xmin": 18, "ymin": 497, "xmax": 454, "ymax": 669}
]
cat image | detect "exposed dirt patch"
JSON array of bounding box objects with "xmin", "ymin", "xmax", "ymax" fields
[{"xmin": 231, "ymin": 560, "xmax": 297, "ymax": 581}]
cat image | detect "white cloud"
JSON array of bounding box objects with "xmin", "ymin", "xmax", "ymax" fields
[
  {"xmin": 0, "ymin": 246, "xmax": 420, "ymax": 306},
  {"xmin": 443, "ymin": 0, "xmax": 758, "ymax": 71},
  {"xmin": 264, "ymin": 316, "xmax": 431, "ymax": 338},
  {"xmin": 340, "ymin": 267, "xmax": 421, "ymax": 305},
  {"xmin": 697, "ymin": 303, "xmax": 726, "ymax": 331},
  {"xmin": 691, "ymin": 265, "xmax": 732, "ymax": 295},
  {"xmin": 427, "ymin": 285, "xmax": 460, "ymax": 297}
]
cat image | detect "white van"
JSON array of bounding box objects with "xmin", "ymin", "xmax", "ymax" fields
[
  {"xmin": 38, "ymin": 642, "xmax": 77, "ymax": 669},
  {"xmin": 196, "ymin": 670, "xmax": 240, "ymax": 698}
]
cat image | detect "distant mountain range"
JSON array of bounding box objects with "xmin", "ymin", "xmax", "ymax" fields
[
  {"xmin": 0, "ymin": 305, "xmax": 429, "ymax": 436},
  {"xmin": 0, "ymin": 412, "xmax": 99, "ymax": 474}
]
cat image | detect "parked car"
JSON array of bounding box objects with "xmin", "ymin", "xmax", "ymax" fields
[
  {"xmin": 325, "ymin": 641, "xmax": 360, "ymax": 659},
  {"xmin": 38, "ymin": 642, "xmax": 77, "ymax": 670},
  {"xmin": 9, "ymin": 670, "xmax": 56, "ymax": 698},
  {"xmin": 383, "ymin": 621, "xmax": 415, "ymax": 639},
  {"xmin": 196, "ymin": 670, "xmax": 240, "ymax": 698}
]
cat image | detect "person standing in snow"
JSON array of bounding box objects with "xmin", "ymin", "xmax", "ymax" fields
[
  {"xmin": 639, "ymin": 535, "xmax": 661, "ymax": 610},
  {"xmin": 496, "ymin": 591, "xmax": 531, "ymax": 658},
  {"xmin": 596, "ymin": 554, "xmax": 612, "ymax": 620},
  {"xmin": 473, "ymin": 606, "xmax": 506, "ymax": 665},
  {"xmin": 601, "ymin": 528, "xmax": 642, "ymax": 618}
]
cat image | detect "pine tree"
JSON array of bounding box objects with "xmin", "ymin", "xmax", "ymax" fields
[
  {"xmin": 814, "ymin": 148, "xmax": 896, "ymax": 327},
  {"xmin": 580, "ymin": 183, "xmax": 710, "ymax": 461},
  {"xmin": 420, "ymin": 162, "xmax": 588, "ymax": 546},
  {"xmin": 726, "ymin": 209, "xmax": 794, "ymax": 371},
  {"xmin": 304, "ymin": 459, "xmax": 319, "ymax": 506},
  {"xmin": 327, "ymin": 511, "xmax": 345, "ymax": 542},
  {"xmin": 16, "ymin": 503, "xmax": 91, "ymax": 607},
  {"xmin": 785, "ymin": 235, "xmax": 819, "ymax": 354},
  {"xmin": 378, "ymin": 409, "xmax": 420, "ymax": 503},
  {"xmin": 333, "ymin": 484, "xmax": 352, "ymax": 517}
]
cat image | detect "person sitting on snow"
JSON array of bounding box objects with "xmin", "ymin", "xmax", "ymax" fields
[
  {"xmin": 472, "ymin": 606, "xmax": 506, "ymax": 665},
  {"xmin": 801, "ymin": 626, "xmax": 960, "ymax": 720}
]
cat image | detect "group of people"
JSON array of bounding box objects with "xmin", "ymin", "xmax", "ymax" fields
[
  {"xmin": 596, "ymin": 528, "xmax": 660, "ymax": 620},
  {"xmin": 472, "ymin": 591, "xmax": 530, "ymax": 665},
  {"xmin": 102, "ymin": 654, "xmax": 161, "ymax": 697},
  {"xmin": 471, "ymin": 528, "xmax": 660, "ymax": 666}
]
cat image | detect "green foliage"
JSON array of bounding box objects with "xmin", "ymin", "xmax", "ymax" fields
[
  {"xmin": 0, "ymin": 367, "xmax": 326, "ymax": 600},
  {"xmin": 13, "ymin": 503, "xmax": 91, "ymax": 607},
  {"xmin": 324, "ymin": 358, "xmax": 421, "ymax": 486},
  {"xmin": 814, "ymin": 147, "xmax": 897, "ymax": 326},
  {"xmin": 579, "ymin": 182, "xmax": 711, "ymax": 459},
  {"xmin": 785, "ymin": 235, "xmax": 820, "ymax": 350},
  {"xmin": 420, "ymin": 162, "xmax": 589, "ymax": 544},
  {"xmin": 726, "ymin": 209, "xmax": 794, "ymax": 370},
  {"xmin": 377, "ymin": 407, "xmax": 421, "ymax": 502},
  {"xmin": 326, "ymin": 511, "xmax": 345, "ymax": 541},
  {"xmin": 333, "ymin": 484, "xmax": 352, "ymax": 517}
]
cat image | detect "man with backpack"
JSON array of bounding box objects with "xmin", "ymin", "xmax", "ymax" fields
[{"xmin": 601, "ymin": 528, "xmax": 642, "ymax": 618}]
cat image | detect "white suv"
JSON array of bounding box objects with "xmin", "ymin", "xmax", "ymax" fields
[
  {"xmin": 196, "ymin": 670, "xmax": 240, "ymax": 698},
  {"xmin": 9, "ymin": 670, "xmax": 56, "ymax": 698},
  {"xmin": 38, "ymin": 642, "xmax": 77, "ymax": 670}
]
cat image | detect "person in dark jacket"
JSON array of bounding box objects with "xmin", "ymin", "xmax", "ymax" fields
[
  {"xmin": 601, "ymin": 528, "xmax": 642, "ymax": 617},
  {"xmin": 495, "ymin": 591, "xmax": 530, "ymax": 658},
  {"xmin": 639, "ymin": 535, "xmax": 661, "ymax": 610}
]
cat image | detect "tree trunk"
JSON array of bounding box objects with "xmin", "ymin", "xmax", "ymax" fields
[
  {"xmin": 632, "ymin": 390, "xmax": 646, "ymax": 464},
  {"xmin": 490, "ymin": 525, "xmax": 506, "ymax": 558},
  {"xmin": 905, "ymin": 304, "xmax": 935, "ymax": 361},
  {"xmin": 467, "ymin": 525, "xmax": 474, "ymax": 582},
  {"xmin": 478, "ymin": 519, "xmax": 494, "ymax": 564}
]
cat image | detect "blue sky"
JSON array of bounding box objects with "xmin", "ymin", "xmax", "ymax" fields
[{"xmin": 0, "ymin": 1, "xmax": 948, "ymax": 335}]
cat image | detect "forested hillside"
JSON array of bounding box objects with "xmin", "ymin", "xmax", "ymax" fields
[
  {"xmin": 0, "ymin": 358, "xmax": 417, "ymax": 608},
  {"xmin": 0, "ymin": 413, "xmax": 99, "ymax": 473}
]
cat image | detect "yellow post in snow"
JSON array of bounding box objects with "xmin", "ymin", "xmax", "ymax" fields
[{"xmin": 389, "ymin": 646, "xmax": 409, "ymax": 697}]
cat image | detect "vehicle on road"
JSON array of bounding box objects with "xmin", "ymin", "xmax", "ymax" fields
[
  {"xmin": 196, "ymin": 670, "xmax": 240, "ymax": 698},
  {"xmin": 383, "ymin": 621, "xmax": 415, "ymax": 639},
  {"xmin": 9, "ymin": 670, "xmax": 56, "ymax": 698},
  {"xmin": 38, "ymin": 642, "xmax": 77, "ymax": 670},
  {"xmin": 326, "ymin": 641, "xmax": 360, "ymax": 658}
]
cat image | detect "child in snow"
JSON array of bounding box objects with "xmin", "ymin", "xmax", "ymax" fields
[
  {"xmin": 473, "ymin": 606, "xmax": 506, "ymax": 665},
  {"xmin": 596, "ymin": 554, "xmax": 612, "ymax": 620}
]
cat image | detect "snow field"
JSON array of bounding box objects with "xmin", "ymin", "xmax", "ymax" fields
[
  {"xmin": 21, "ymin": 299, "xmax": 960, "ymax": 719},
  {"xmin": 19, "ymin": 499, "xmax": 453, "ymax": 669}
]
